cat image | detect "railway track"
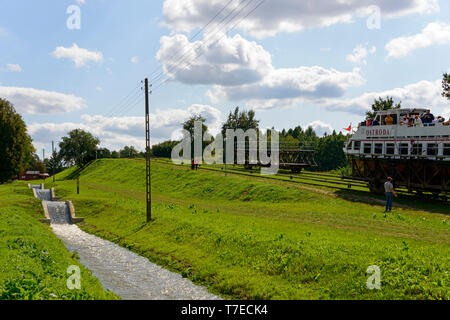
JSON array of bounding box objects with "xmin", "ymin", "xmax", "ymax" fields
[{"xmin": 152, "ymin": 158, "xmax": 449, "ymax": 205}]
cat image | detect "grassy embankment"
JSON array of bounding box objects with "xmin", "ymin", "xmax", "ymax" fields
[
  {"xmin": 0, "ymin": 182, "xmax": 118, "ymax": 300},
  {"xmin": 45, "ymin": 159, "xmax": 448, "ymax": 299}
]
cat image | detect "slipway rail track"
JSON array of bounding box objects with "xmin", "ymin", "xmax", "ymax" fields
[{"xmin": 151, "ymin": 158, "xmax": 449, "ymax": 205}]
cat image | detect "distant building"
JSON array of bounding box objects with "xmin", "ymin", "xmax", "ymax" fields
[{"xmin": 17, "ymin": 171, "xmax": 49, "ymax": 181}]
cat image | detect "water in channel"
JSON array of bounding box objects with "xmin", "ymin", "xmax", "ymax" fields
[
  {"xmin": 35, "ymin": 189, "xmax": 52, "ymax": 201},
  {"xmin": 46, "ymin": 202, "xmax": 219, "ymax": 300}
]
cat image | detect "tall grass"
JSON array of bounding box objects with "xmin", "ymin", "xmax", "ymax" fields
[
  {"xmin": 45, "ymin": 159, "xmax": 449, "ymax": 299},
  {"xmin": 0, "ymin": 183, "xmax": 118, "ymax": 300}
]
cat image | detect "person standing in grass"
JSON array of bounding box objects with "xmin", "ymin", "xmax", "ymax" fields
[
  {"xmin": 384, "ymin": 177, "xmax": 397, "ymax": 212},
  {"xmin": 194, "ymin": 158, "xmax": 199, "ymax": 171}
]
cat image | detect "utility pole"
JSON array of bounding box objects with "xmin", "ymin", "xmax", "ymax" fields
[
  {"xmin": 76, "ymin": 129, "xmax": 80, "ymax": 195},
  {"xmin": 42, "ymin": 148, "xmax": 46, "ymax": 181},
  {"xmin": 224, "ymin": 137, "xmax": 227, "ymax": 176},
  {"xmin": 145, "ymin": 78, "xmax": 152, "ymax": 222},
  {"xmin": 52, "ymin": 141, "xmax": 55, "ymax": 183}
]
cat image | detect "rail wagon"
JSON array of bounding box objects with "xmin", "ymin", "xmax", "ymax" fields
[
  {"xmin": 344, "ymin": 108, "xmax": 450, "ymax": 195},
  {"xmin": 238, "ymin": 146, "xmax": 317, "ymax": 173}
]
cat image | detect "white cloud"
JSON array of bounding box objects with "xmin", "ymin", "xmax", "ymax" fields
[
  {"xmin": 75, "ymin": 0, "xmax": 85, "ymax": 4},
  {"xmin": 442, "ymin": 108, "xmax": 450, "ymax": 120},
  {"xmin": 131, "ymin": 56, "xmax": 139, "ymax": 64},
  {"xmin": 6, "ymin": 64, "xmax": 23, "ymax": 72},
  {"xmin": 305, "ymin": 120, "xmax": 334, "ymax": 136},
  {"xmin": 156, "ymin": 33, "xmax": 272, "ymax": 86},
  {"xmin": 346, "ymin": 45, "xmax": 376, "ymax": 65},
  {"xmin": 96, "ymin": 87, "xmax": 103, "ymax": 91},
  {"xmin": 322, "ymin": 79, "xmax": 450, "ymax": 115},
  {"xmin": 52, "ymin": 43, "xmax": 103, "ymax": 68},
  {"xmin": 386, "ymin": 22, "xmax": 450, "ymax": 58},
  {"xmin": 162, "ymin": 0, "xmax": 439, "ymax": 38},
  {"xmin": 0, "ymin": 86, "xmax": 86, "ymax": 114},
  {"xmin": 210, "ymin": 66, "xmax": 365, "ymax": 109},
  {"xmin": 27, "ymin": 105, "xmax": 222, "ymax": 151},
  {"xmin": 157, "ymin": 32, "xmax": 364, "ymax": 108}
]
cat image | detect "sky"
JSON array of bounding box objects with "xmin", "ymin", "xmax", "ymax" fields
[{"xmin": 1, "ymin": 0, "xmax": 450, "ymax": 157}]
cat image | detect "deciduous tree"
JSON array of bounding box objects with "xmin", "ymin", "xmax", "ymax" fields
[
  {"xmin": 442, "ymin": 72, "xmax": 450, "ymax": 100},
  {"xmin": 0, "ymin": 98, "xmax": 35, "ymax": 183},
  {"xmin": 58, "ymin": 129, "xmax": 100, "ymax": 167},
  {"xmin": 366, "ymin": 96, "xmax": 401, "ymax": 119}
]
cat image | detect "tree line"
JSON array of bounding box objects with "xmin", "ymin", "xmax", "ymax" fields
[
  {"xmin": 151, "ymin": 106, "xmax": 349, "ymax": 172},
  {"xmin": 1, "ymin": 72, "xmax": 449, "ymax": 182},
  {"xmin": 0, "ymin": 98, "xmax": 147, "ymax": 183},
  {"xmin": 153, "ymin": 71, "xmax": 450, "ymax": 172}
]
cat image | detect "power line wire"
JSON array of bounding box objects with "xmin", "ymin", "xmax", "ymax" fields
[
  {"xmin": 152, "ymin": 0, "xmax": 258, "ymax": 89},
  {"xmin": 96, "ymin": 0, "xmax": 246, "ymax": 120},
  {"xmin": 107, "ymin": 90, "xmax": 144, "ymax": 118},
  {"xmin": 114, "ymin": 91, "xmax": 145, "ymax": 118},
  {"xmin": 95, "ymin": 0, "xmax": 266, "ymax": 121},
  {"xmin": 153, "ymin": 0, "xmax": 266, "ymax": 92},
  {"xmin": 149, "ymin": 0, "xmax": 251, "ymax": 86},
  {"xmin": 103, "ymin": 83, "xmax": 141, "ymax": 118},
  {"xmin": 146, "ymin": 0, "xmax": 237, "ymax": 79}
]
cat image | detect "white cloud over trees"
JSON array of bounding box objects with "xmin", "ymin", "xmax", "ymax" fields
[
  {"xmin": 0, "ymin": 86, "xmax": 86, "ymax": 114},
  {"xmin": 323, "ymin": 79, "xmax": 450, "ymax": 115},
  {"xmin": 27, "ymin": 105, "xmax": 222, "ymax": 151}
]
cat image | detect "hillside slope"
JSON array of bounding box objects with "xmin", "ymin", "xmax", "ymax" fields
[
  {"xmin": 46, "ymin": 159, "xmax": 449, "ymax": 299},
  {"xmin": 0, "ymin": 183, "xmax": 118, "ymax": 300}
]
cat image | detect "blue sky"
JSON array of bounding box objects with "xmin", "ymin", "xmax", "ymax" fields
[{"xmin": 1, "ymin": 0, "xmax": 449, "ymax": 156}]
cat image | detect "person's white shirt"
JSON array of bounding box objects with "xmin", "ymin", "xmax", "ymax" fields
[
  {"xmin": 384, "ymin": 181, "xmax": 393, "ymax": 193},
  {"xmin": 414, "ymin": 117, "xmax": 423, "ymax": 127}
]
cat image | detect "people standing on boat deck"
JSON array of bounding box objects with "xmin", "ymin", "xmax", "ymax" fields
[
  {"xmin": 384, "ymin": 177, "xmax": 397, "ymax": 213},
  {"xmin": 400, "ymin": 116, "xmax": 408, "ymax": 126},
  {"xmin": 421, "ymin": 109, "xmax": 435, "ymax": 126},
  {"xmin": 366, "ymin": 119, "xmax": 372, "ymax": 126},
  {"xmin": 407, "ymin": 117, "xmax": 414, "ymax": 127},
  {"xmin": 385, "ymin": 114, "xmax": 394, "ymax": 125},
  {"xmin": 414, "ymin": 115, "xmax": 423, "ymax": 127}
]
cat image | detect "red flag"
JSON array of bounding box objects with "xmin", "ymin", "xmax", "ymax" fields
[{"xmin": 344, "ymin": 124, "xmax": 352, "ymax": 131}]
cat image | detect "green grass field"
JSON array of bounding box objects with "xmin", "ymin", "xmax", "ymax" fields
[
  {"xmin": 0, "ymin": 182, "xmax": 118, "ymax": 300},
  {"xmin": 22, "ymin": 159, "xmax": 450, "ymax": 299}
]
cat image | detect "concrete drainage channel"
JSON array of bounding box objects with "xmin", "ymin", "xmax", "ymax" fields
[
  {"xmin": 29, "ymin": 184, "xmax": 219, "ymax": 300},
  {"xmin": 30, "ymin": 184, "xmax": 84, "ymax": 224}
]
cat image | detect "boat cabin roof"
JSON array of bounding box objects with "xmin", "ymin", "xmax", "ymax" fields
[{"xmin": 375, "ymin": 108, "xmax": 428, "ymax": 117}]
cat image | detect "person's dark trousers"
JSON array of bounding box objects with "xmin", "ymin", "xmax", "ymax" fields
[{"xmin": 385, "ymin": 192, "xmax": 393, "ymax": 212}]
